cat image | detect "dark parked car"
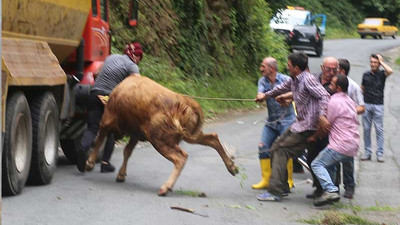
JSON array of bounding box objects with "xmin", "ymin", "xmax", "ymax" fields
[{"xmin": 270, "ymin": 7, "xmax": 326, "ymax": 57}]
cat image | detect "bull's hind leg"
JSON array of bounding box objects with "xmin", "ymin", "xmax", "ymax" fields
[
  {"xmin": 86, "ymin": 128, "xmax": 108, "ymax": 171},
  {"xmin": 184, "ymin": 132, "xmax": 238, "ymax": 176},
  {"xmin": 152, "ymin": 143, "xmax": 188, "ymax": 196},
  {"xmin": 116, "ymin": 137, "xmax": 138, "ymax": 183}
]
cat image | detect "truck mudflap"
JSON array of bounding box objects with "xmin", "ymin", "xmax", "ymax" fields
[{"xmin": 2, "ymin": 38, "xmax": 67, "ymax": 86}]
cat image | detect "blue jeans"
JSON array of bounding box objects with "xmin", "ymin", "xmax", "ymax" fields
[
  {"xmin": 362, "ymin": 103, "xmax": 384, "ymax": 157},
  {"xmin": 259, "ymin": 122, "xmax": 291, "ymax": 159},
  {"xmin": 311, "ymin": 148, "xmax": 353, "ymax": 193}
]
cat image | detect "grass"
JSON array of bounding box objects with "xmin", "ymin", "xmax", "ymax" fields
[
  {"xmin": 174, "ymin": 188, "xmax": 206, "ymax": 197},
  {"xmin": 395, "ymin": 57, "xmax": 400, "ymax": 65},
  {"xmin": 325, "ymin": 28, "xmax": 359, "ymax": 39},
  {"xmin": 332, "ymin": 202, "xmax": 400, "ymax": 212},
  {"xmin": 299, "ymin": 210, "xmax": 380, "ymax": 225},
  {"xmin": 236, "ymin": 165, "xmax": 248, "ymax": 188}
]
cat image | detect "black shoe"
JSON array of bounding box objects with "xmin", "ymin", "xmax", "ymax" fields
[
  {"xmin": 77, "ymin": 149, "xmax": 88, "ymax": 173},
  {"xmin": 306, "ymin": 189, "xmax": 323, "ymax": 199},
  {"xmin": 282, "ymin": 189, "xmax": 291, "ymax": 197},
  {"xmin": 344, "ymin": 187, "xmax": 355, "ymax": 199},
  {"xmin": 101, "ymin": 162, "xmax": 115, "ymax": 173}
]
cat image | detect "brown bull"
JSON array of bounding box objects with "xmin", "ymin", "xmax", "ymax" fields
[{"xmin": 85, "ymin": 75, "xmax": 238, "ymax": 196}]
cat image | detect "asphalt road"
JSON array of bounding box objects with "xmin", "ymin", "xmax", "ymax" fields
[{"xmin": 3, "ymin": 37, "xmax": 400, "ymax": 225}]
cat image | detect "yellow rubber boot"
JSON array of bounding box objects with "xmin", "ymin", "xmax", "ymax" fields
[
  {"xmin": 287, "ymin": 158, "xmax": 294, "ymax": 189},
  {"xmin": 252, "ymin": 159, "xmax": 271, "ymax": 189}
]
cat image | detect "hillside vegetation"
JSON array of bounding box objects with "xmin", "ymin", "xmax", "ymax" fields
[{"xmin": 108, "ymin": 0, "xmax": 399, "ymax": 116}]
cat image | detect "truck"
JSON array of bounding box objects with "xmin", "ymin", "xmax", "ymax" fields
[
  {"xmin": 269, "ymin": 6, "xmax": 326, "ymax": 57},
  {"xmin": 2, "ymin": 0, "xmax": 138, "ymax": 196}
]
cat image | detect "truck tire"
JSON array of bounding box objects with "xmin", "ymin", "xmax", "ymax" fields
[
  {"xmin": 2, "ymin": 91, "xmax": 32, "ymax": 196},
  {"xmin": 27, "ymin": 92, "xmax": 59, "ymax": 185}
]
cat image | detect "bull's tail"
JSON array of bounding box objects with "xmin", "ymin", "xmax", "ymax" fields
[{"xmin": 170, "ymin": 98, "xmax": 204, "ymax": 141}]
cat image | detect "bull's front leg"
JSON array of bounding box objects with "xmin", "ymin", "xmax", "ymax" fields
[{"xmin": 116, "ymin": 137, "xmax": 138, "ymax": 183}]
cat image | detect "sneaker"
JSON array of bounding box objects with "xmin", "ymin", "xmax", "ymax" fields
[
  {"xmin": 344, "ymin": 187, "xmax": 354, "ymax": 199},
  {"xmin": 306, "ymin": 188, "xmax": 323, "ymax": 199},
  {"xmin": 297, "ymin": 155, "xmax": 310, "ymax": 172},
  {"xmin": 377, "ymin": 155, "xmax": 385, "ymax": 163},
  {"xmin": 101, "ymin": 162, "xmax": 116, "ymax": 173},
  {"xmin": 313, "ymin": 192, "xmax": 340, "ymax": 207},
  {"xmin": 360, "ymin": 155, "xmax": 371, "ymax": 161},
  {"xmin": 257, "ymin": 191, "xmax": 281, "ymax": 201},
  {"xmin": 77, "ymin": 149, "xmax": 88, "ymax": 172}
]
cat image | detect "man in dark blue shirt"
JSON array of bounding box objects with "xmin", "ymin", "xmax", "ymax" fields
[{"xmin": 361, "ymin": 54, "xmax": 393, "ymax": 162}]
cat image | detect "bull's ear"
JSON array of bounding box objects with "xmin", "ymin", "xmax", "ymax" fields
[{"xmin": 128, "ymin": 0, "xmax": 139, "ymax": 27}]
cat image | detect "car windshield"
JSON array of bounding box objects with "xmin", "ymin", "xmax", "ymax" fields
[
  {"xmin": 362, "ymin": 19, "xmax": 381, "ymax": 25},
  {"xmin": 271, "ymin": 10, "xmax": 308, "ymax": 26}
]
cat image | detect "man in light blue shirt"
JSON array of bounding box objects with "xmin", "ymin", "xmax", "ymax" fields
[{"xmin": 252, "ymin": 57, "xmax": 296, "ymax": 190}]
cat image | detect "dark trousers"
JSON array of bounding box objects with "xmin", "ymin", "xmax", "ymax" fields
[
  {"xmin": 268, "ymin": 129, "xmax": 316, "ymax": 196},
  {"xmin": 307, "ymin": 136, "xmax": 341, "ymax": 191},
  {"xmin": 79, "ymin": 92, "xmax": 115, "ymax": 162}
]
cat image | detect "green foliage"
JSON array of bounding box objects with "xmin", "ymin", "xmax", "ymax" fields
[
  {"xmin": 396, "ymin": 57, "xmax": 400, "ymax": 65},
  {"xmin": 108, "ymin": 0, "xmax": 288, "ymax": 116}
]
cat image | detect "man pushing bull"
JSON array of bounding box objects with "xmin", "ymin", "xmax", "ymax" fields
[{"xmin": 76, "ymin": 41, "xmax": 143, "ymax": 173}]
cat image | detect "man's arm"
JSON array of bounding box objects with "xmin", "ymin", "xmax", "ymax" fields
[
  {"xmin": 355, "ymin": 85, "xmax": 365, "ymax": 114},
  {"xmin": 275, "ymin": 92, "xmax": 294, "ymax": 107},
  {"xmin": 255, "ymin": 79, "xmax": 292, "ymax": 102},
  {"xmin": 377, "ymin": 54, "xmax": 393, "ymax": 77},
  {"xmin": 305, "ymin": 75, "xmax": 330, "ymax": 115}
]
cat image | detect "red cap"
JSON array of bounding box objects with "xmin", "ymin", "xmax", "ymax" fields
[{"xmin": 124, "ymin": 42, "xmax": 143, "ymax": 62}]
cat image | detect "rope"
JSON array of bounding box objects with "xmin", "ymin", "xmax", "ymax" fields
[{"xmin": 182, "ymin": 94, "xmax": 255, "ymax": 102}]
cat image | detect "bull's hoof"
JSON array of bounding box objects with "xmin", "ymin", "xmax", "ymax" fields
[
  {"xmin": 85, "ymin": 160, "xmax": 95, "ymax": 172},
  {"xmin": 116, "ymin": 175, "xmax": 126, "ymax": 183},
  {"xmin": 158, "ymin": 186, "xmax": 172, "ymax": 196},
  {"xmin": 229, "ymin": 165, "xmax": 239, "ymax": 176}
]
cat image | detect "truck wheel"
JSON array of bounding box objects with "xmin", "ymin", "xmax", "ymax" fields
[
  {"xmin": 2, "ymin": 91, "xmax": 32, "ymax": 196},
  {"xmin": 392, "ymin": 35, "xmax": 396, "ymax": 39},
  {"xmin": 27, "ymin": 92, "xmax": 59, "ymax": 185},
  {"xmin": 360, "ymin": 35, "xmax": 365, "ymax": 39}
]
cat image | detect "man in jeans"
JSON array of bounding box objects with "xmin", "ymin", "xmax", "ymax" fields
[
  {"xmin": 255, "ymin": 52, "xmax": 330, "ymax": 201},
  {"xmin": 338, "ymin": 58, "xmax": 365, "ymax": 199},
  {"xmin": 361, "ymin": 54, "xmax": 393, "ymax": 162},
  {"xmin": 252, "ymin": 57, "xmax": 296, "ymax": 190},
  {"xmin": 311, "ymin": 74, "xmax": 359, "ymax": 206}
]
